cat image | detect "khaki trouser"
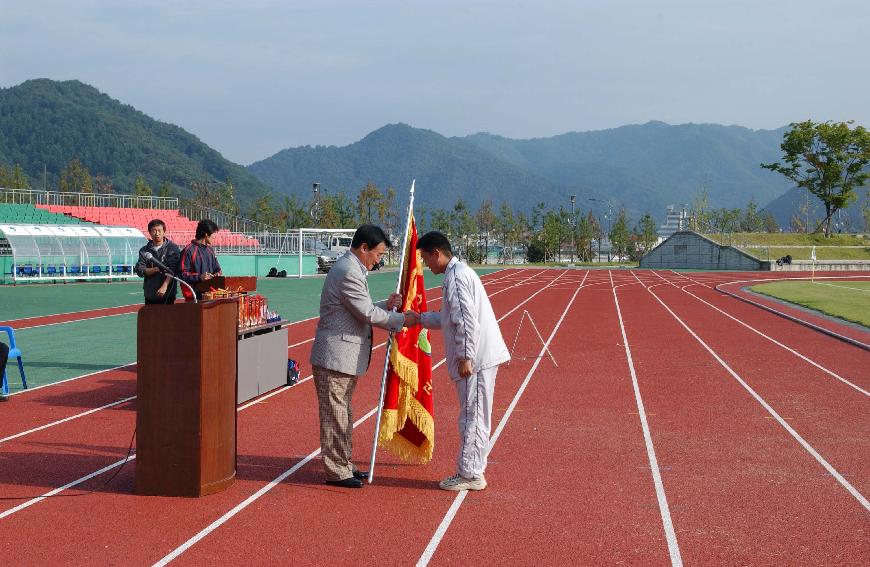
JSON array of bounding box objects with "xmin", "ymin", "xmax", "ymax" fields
[{"xmin": 313, "ymin": 365, "xmax": 359, "ymax": 481}]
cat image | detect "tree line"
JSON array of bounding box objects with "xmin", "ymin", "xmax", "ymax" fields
[{"xmin": 4, "ymin": 119, "xmax": 869, "ymax": 261}]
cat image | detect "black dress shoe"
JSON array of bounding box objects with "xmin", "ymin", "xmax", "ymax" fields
[
  {"xmin": 352, "ymin": 470, "xmax": 369, "ymax": 480},
  {"xmin": 325, "ymin": 477, "xmax": 364, "ymax": 488}
]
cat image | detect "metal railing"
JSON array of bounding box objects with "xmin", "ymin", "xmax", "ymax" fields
[
  {"xmin": 165, "ymin": 228, "xmax": 352, "ymax": 255},
  {"xmin": 0, "ymin": 187, "xmax": 179, "ymax": 209},
  {"xmin": 179, "ymin": 202, "xmax": 276, "ymax": 236}
]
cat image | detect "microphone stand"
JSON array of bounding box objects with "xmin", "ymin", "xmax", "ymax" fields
[
  {"xmin": 167, "ymin": 273, "xmax": 197, "ymax": 304},
  {"xmin": 155, "ymin": 269, "xmax": 197, "ymax": 304},
  {"xmin": 141, "ymin": 251, "xmax": 197, "ymax": 304}
]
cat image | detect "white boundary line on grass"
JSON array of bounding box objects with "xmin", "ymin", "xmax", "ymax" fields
[
  {"xmin": 812, "ymin": 281, "xmax": 870, "ymax": 294},
  {"xmin": 632, "ymin": 272, "xmax": 870, "ymax": 514},
  {"xmin": 415, "ymin": 270, "xmax": 584, "ymax": 567}
]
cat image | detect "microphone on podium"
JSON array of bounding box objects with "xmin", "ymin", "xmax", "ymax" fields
[
  {"xmin": 141, "ymin": 251, "xmax": 198, "ymax": 303},
  {"xmin": 141, "ymin": 251, "xmax": 174, "ymax": 275}
]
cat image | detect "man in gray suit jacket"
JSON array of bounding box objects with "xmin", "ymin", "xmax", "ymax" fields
[{"xmin": 310, "ymin": 224, "xmax": 416, "ymax": 488}]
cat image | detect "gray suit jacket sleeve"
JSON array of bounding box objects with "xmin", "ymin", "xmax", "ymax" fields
[{"xmin": 338, "ymin": 265, "xmax": 404, "ymax": 331}]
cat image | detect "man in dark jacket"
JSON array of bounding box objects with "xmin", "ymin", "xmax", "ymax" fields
[
  {"xmin": 179, "ymin": 219, "xmax": 223, "ymax": 300},
  {"xmin": 134, "ymin": 219, "xmax": 181, "ymax": 304}
]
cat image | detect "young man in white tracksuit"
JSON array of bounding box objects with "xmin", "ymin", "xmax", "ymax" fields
[{"xmin": 413, "ymin": 231, "xmax": 510, "ymax": 491}]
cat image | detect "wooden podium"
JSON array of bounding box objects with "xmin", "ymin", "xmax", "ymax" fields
[{"xmin": 136, "ymin": 298, "xmax": 239, "ymax": 497}]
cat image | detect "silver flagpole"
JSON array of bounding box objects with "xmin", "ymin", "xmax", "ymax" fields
[{"xmin": 368, "ymin": 179, "xmax": 416, "ymax": 483}]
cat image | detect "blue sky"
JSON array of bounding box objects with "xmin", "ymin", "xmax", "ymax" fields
[{"xmin": 3, "ymin": 0, "xmax": 868, "ymax": 165}]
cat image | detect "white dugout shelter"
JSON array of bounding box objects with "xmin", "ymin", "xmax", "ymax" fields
[{"xmin": 0, "ymin": 224, "xmax": 146, "ymax": 282}]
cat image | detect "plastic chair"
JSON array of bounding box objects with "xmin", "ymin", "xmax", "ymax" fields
[{"xmin": 1, "ymin": 326, "xmax": 27, "ymax": 396}]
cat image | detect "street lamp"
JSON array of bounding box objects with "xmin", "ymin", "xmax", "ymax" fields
[
  {"xmin": 588, "ymin": 198, "xmax": 601, "ymax": 262},
  {"xmin": 310, "ymin": 182, "xmax": 321, "ymax": 224},
  {"xmin": 569, "ymin": 195, "xmax": 576, "ymax": 264},
  {"xmin": 589, "ymin": 197, "xmax": 613, "ymax": 262}
]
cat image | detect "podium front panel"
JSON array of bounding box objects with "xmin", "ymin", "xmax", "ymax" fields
[{"xmin": 136, "ymin": 299, "xmax": 238, "ymax": 497}]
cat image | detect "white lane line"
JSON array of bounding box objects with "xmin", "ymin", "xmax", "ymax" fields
[
  {"xmin": 0, "ymin": 396, "xmax": 136, "ymax": 445},
  {"xmin": 611, "ymin": 272, "xmax": 683, "ymax": 567},
  {"xmin": 634, "ymin": 272, "xmax": 870, "ymax": 514},
  {"xmin": 281, "ymin": 272, "xmax": 540, "ymax": 354},
  {"xmin": 648, "ymin": 271, "xmax": 870, "ymax": 398},
  {"xmin": 7, "ymin": 363, "xmax": 137, "ymax": 398},
  {"xmin": 12, "ymin": 310, "xmax": 137, "ymax": 331},
  {"xmin": 287, "ymin": 338, "xmax": 314, "ymax": 349},
  {"xmin": 151, "ymin": 271, "xmax": 564, "ymax": 565},
  {"xmin": 416, "ymin": 271, "xmax": 586, "ymax": 567},
  {"xmin": 0, "ymin": 456, "xmax": 134, "ymax": 520},
  {"xmin": 714, "ymin": 277, "xmax": 870, "ymax": 351},
  {"xmin": 5, "ymin": 269, "xmax": 526, "ymax": 398},
  {"xmin": 1, "ymin": 374, "xmax": 319, "ymax": 520},
  {"xmin": 1, "ymin": 303, "xmax": 141, "ymax": 328},
  {"xmin": 1, "ymin": 274, "xmax": 561, "ymax": 522},
  {"xmin": 150, "ymin": 404, "xmax": 368, "ymax": 567}
]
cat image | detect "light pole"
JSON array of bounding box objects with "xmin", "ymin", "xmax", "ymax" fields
[
  {"xmin": 588, "ymin": 198, "xmax": 601, "ymax": 262},
  {"xmin": 310, "ymin": 182, "xmax": 321, "ymax": 225},
  {"xmin": 569, "ymin": 195, "xmax": 576, "ymax": 264},
  {"xmin": 589, "ymin": 197, "xmax": 613, "ymax": 262}
]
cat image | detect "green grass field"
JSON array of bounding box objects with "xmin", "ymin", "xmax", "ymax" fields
[
  {"xmin": 707, "ymin": 233, "xmax": 870, "ymax": 246},
  {"xmin": 705, "ymin": 233, "xmax": 870, "ymax": 261},
  {"xmin": 750, "ymin": 280, "xmax": 870, "ymax": 327}
]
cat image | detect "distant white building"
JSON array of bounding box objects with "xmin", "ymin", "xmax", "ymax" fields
[{"xmin": 658, "ymin": 204, "xmax": 688, "ymax": 239}]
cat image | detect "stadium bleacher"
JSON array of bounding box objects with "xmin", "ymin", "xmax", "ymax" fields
[
  {"xmin": 36, "ymin": 205, "xmax": 259, "ymax": 247},
  {"xmin": 0, "ymin": 203, "xmax": 85, "ymax": 225}
]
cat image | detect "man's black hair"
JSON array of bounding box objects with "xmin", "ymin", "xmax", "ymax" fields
[
  {"xmin": 195, "ymin": 219, "xmax": 219, "ymax": 240},
  {"xmin": 416, "ymin": 231, "xmax": 453, "ymax": 256},
  {"xmin": 352, "ymin": 224, "xmax": 392, "ymax": 249},
  {"xmin": 147, "ymin": 219, "xmax": 166, "ymax": 233}
]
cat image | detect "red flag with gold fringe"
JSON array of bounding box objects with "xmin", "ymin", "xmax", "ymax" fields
[{"xmin": 377, "ymin": 214, "xmax": 434, "ymax": 463}]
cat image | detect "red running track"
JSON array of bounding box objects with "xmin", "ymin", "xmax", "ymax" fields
[
  {"xmin": 0, "ymin": 269, "xmax": 526, "ymax": 442},
  {"xmin": 0, "ymin": 268, "xmax": 867, "ymax": 566}
]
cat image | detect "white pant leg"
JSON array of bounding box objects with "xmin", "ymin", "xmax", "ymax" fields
[{"xmin": 454, "ymin": 365, "xmax": 498, "ymax": 479}]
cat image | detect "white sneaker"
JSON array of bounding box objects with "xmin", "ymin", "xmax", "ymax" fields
[{"xmin": 438, "ymin": 474, "xmax": 487, "ymax": 491}]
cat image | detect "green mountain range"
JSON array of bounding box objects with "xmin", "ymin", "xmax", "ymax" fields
[
  {"xmin": 0, "ymin": 79, "xmax": 271, "ymax": 204},
  {"xmin": 247, "ymin": 123, "xmax": 567, "ymax": 212},
  {"xmin": 0, "ymin": 78, "xmax": 825, "ymax": 225},
  {"xmin": 249, "ymin": 121, "xmax": 795, "ymax": 219}
]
